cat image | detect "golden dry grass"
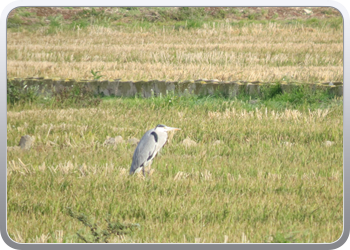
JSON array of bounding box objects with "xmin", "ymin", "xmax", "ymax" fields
[{"xmin": 7, "ymin": 21, "xmax": 343, "ymax": 82}]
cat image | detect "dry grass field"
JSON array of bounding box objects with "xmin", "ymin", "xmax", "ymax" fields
[
  {"xmin": 6, "ymin": 7, "xmax": 343, "ymax": 244},
  {"xmin": 7, "ymin": 7, "xmax": 343, "ymax": 82}
]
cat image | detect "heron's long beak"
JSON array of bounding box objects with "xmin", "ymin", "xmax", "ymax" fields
[{"xmin": 165, "ymin": 126, "xmax": 181, "ymax": 132}]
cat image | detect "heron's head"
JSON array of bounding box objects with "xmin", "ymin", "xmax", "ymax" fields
[{"xmin": 155, "ymin": 124, "xmax": 181, "ymax": 133}]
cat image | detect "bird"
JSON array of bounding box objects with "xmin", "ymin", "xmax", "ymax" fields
[{"xmin": 129, "ymin": 124, "xmax": 181, "ymax": 176}]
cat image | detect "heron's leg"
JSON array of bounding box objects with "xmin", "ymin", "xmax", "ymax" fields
[
  {"xmin": 147, "ymin": 162, "xmax": 153, "ymax": 175},
  {"xmin": 143, "ymin": 162, "xmax": 152, "ymax": 179}
]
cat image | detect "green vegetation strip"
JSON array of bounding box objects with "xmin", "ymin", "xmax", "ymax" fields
[{"xmin": 7, "ymin": 78, "xmax": 343, "ymax": 100}]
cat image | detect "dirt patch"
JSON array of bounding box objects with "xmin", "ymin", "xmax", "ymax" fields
[
  {"xmin": 221, "ymin": 7, "xmax": 340, "ymax": 20},
  {"xmin": 34, "ymin": 7, "xmax": 82, "ymax": 20}
]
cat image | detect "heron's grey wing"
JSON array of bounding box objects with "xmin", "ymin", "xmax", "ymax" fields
[
  {"xmin": 155, "ymin": 130, "xmax": 167, "ymax": 154},
  {"xmin": 129, "ymin": 130, "xmax": 158, "ymax": 174}
]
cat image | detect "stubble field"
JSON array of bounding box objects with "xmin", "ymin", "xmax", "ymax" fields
[
  {"xmin": 7, "ymin": 7, "xmax": 343, "ymax": 82},
  {"xmin": 7, "ymin": 96, "xmax": 343, "ymax": 243}
]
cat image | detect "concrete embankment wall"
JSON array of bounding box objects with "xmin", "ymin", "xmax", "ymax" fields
[{"xmin": 7, "ymin": 78, "xmax": 344, "ymax": 97}]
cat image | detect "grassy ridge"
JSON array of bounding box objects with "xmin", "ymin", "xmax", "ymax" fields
[
  {"xmin": 7, "ymin": 7, "xmax": 342, "ymax": 31},
  {"xmin": 7, "ymin": 94, "xmax": 343, "ymax": 243}
]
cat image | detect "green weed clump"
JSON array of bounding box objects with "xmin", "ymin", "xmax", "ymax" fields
[
  {"xmin": 7, "ymin": 81, "xmax": 39, "ymax": 105},
  {"xmin": 260, "ymin": 83, "xmax": 283, "ymax": 100},
  {"xmin": 246, "ymin": 79, "xmax": 340, "ymax": 110},
  {"xmin": 7, "ymin": 14, "xmax": 24, "ymax": 28},
  {"xmin": 51, "ymin": 84, "xmax": 102, "ymax": 109},
  {"xmin": 67, "ymin": 207, "xmax": 140, "ymax": 243},
  {"xmin": 7, "ymin": 81, "xmax": 101, "ymax": 109}
]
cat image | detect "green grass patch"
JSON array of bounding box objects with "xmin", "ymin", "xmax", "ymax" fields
[{"xmin": 7, "ymin": 14, "xmax": 24, "ymax": 28}]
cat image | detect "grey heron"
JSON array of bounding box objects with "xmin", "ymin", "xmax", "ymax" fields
[{"xmin": 129, "ymin": 124, "xmax": 181, "ymax": 176}]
